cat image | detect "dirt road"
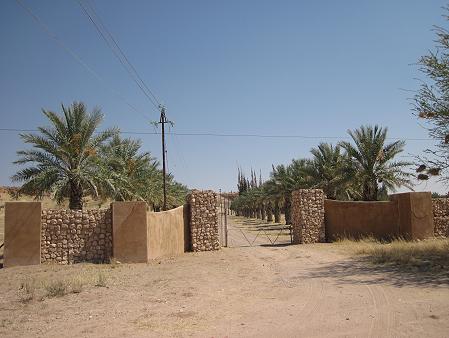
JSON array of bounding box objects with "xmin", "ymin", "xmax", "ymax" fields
[{"xmin": 1, "ymin": 219, "xmax": 448, "ymax": 337}]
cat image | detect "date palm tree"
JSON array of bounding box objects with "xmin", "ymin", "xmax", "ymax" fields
[
  {"xmin": 339, "ymin": 125, "xmax": 412, "ymax": 201},
  {"xmin": 13, "ymin": 102, "xmax": 117, "ymax": 210},
  {"xmin": 99, "ymin": 135, "xmax": 159, "ymax": 202},
  {"xmin": 306, "ymin": 143, "xmax": 354, "ymax": 200},
  {"xmin": 270, "ymin": 159, "xmax": 311, "ymax": 224},
  {"xmin": 100, "ymin": 134, "xmax": 188, "ymax": 210}
]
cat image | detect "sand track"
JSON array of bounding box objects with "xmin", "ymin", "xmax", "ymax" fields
[{"xmin": 0, "ymin": 219, "xmax": 448, "ymax": 337}]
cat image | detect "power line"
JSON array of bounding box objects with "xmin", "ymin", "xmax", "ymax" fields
[
  {"xmin": 0, "ymin": 128, "xmax": 434, "ymax": 141},
  {"xmin": 14, "ymin": 0, "xmax": 151, "ymax": 122},
  {"xmin": 85, "ymin": 0, "xmax": 161, "ymax": 108},
  {"xmin": 76, "ymin": 0, "xmax": 161, "ymax": 111},
  {"xmin": 76, "ymin": 0, "xmax": 174, "ymax": 201}
]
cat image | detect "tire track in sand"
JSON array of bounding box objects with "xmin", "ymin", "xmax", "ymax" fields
[{"xmin": 366, "ymin": 284, "xmax": 396, "ymax": 338}]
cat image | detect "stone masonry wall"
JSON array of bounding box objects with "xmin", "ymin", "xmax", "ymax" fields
[
  {"xmin": 187, "ymin": 190, "xmax": 220, "ymax": 252},
  {"xmin": 432, "ymin": 199, "xmax": 449, "ymax": 238},
  {"xmin": 41, "ymin": 208, "xmax": 112, "ymax": 264},
  {"xmin": 292, "ymin": 189, "xmax": 325, "ymax": 244}
]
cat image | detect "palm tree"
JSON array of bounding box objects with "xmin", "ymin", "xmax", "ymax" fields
[
  {"xmin": 263, "ymin": 178, "xmax": 282, "ymax": 223},
  {"xmin": 100, "ymin": 135, "xmax": 188, "ymax": 210},
  {"xmin": 339, "ymin": 125, "xmax": 412, "ymax": 201},
  {"xmin": 13, "ymin": 102, "xmax": 117, "ymax": 210},
  {"xmin": 306, "ymin": 143, "xmax": 354, "ymax": 200},
  {"xmin": 99, "ymin": 135, "xmax": 160, "ymax": 202},
  {"xmin": 270, "ymin": 159, "xmax": 311, "ymax": 224}
]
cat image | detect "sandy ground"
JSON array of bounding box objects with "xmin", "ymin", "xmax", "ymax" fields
[{"xmin": 1, "ymin": 216, "xmax": 449, "ymax": 337}]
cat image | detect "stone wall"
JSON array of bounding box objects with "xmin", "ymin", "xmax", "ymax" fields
[
  {"xmin": 6, "ymin": 191, "xmax": 221, "ymax": 267},
  {"xmin": 432, "ymin": 198, "xmax": 449, "ymax": 237},
  {"xmin": 41, "ymin": 208, "xmax": 112, "ymax": 264},
  {"xmin": 292, "ymin": 189, "xmax": 325, "ymax": 244},
  {"xmin": 186, "ymin": 190, "xmax": 220, "ymax": 252}
]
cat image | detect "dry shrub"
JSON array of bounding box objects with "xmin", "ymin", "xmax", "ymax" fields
[
  {"xmin": 18, "ymin": 278, "xmax": 36, "ymax": 303},
  {"xmin": 334, "ymin": 236, "xmax": 380, "ymax": 254},
  {"xmin": 44, "ymin": 280, "xmax": 68, "ymax": 298},
  {"xmin": 0, "ymin": 318, "xmax": 12, "ymax": 328},
  {"xmin": 95, "ymin": 270, "xmax": 107, "ymax": 287},
  {"xmin": 70, "ymin": 277, "xmax": 84, "ymax": 294},
  {"xmin": 367, "ymin": 239, "xmax": 449, "ymax": 269}
]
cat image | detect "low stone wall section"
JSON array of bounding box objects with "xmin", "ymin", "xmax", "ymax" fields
[
  {"xmin": 292, "ymin": 189, "xmax": 325, "ymax": 244},
  {"xmin": 187, "ymin": 190, "xmax": 220, "ymax": 251},
  {"xmin": 41, "ymin": 208, "xmax": 112, "ymax": 264},
  {"xmin": 432, "ymin": 199, "xmax": 449, "ymax": 237}
]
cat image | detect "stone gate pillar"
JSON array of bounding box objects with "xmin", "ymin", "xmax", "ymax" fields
[
  {"xmin": 186, "ymin": 190, "xmax": 220, "ymax": 252},
  {"xmin": 292, "ymin": 189, "xmax": 325, "ymax": 244}
]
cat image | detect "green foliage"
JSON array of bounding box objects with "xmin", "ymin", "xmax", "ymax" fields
[
  {"xmin": 414, "ymin": 7, "xmax": 449, "ymax": 184},
  {"xmin": 432, "ymin": 192, "xmax": 448, "ymax": 198},
  {"xmin": 12, "ymin": 102, "xmax": 117, "ymax": 209},
  {"xmin": 306, "ymin": 143, "xmax": 354, "ymax": 200},
  {"xmin": 98, "ymin": 134, "xmax": 187, "ymax": 210},
  {"xmin": 339, "ymin": 125, "xmax": 411, "ymax": 201},
  {"xmin": 13, "ymin": 101, "xmax": 188, "ymax": 210},
  {"xmin": 231, "ymin": 125, "xmax": 411, "ymax": 220}
]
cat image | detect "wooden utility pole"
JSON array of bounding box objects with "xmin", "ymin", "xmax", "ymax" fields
[{"xmin": 155, "ymin": 105, "xmax": 172, "ymax": 211}]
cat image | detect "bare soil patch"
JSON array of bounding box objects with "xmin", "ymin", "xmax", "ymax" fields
[{"xmin": 1, "ymin": 241, "xmax": 449, "ymax": 337}]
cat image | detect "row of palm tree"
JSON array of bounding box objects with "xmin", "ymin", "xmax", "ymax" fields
[
  {"xmin": 230, "ymin": 125, "xmax": 413, "ymax": 224},
  {"xmin": 13, "ymin": 102, "xmax": 188, "ymax": 210}
]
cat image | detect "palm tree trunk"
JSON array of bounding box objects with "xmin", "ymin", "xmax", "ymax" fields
[
  {"xmin": 284, "ymin": 196, "xmax": 292, "ymax": 225},
  {"xmin": 363, "ymin": 179, "xmax": 378, "ymax": 201},
  {"xmin": 69, "ymin": 184, "xmax": 83, "ymax": 210},
  {"xmin": 274, "ymin": 199, "xmax": 281, "ymax": 223},
  {"xmin": 261, "ymin": 204, "xmax": 266, "ymax": 220},
  {"xmin": 266, "ymin": 202, "xmax": 273, "ymax": 222}
]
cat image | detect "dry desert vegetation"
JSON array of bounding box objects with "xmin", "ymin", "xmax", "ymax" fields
[{"xmin": 1, "ymin": 211, "xmax": 449, "ymax": 337}]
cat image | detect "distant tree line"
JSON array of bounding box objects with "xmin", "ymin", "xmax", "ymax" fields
[{"xmin": 230, "ymin": 125, "xmax": 412, "ymax": 224}]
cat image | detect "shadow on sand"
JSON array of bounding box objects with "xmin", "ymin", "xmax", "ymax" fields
[
  {"xmin": 260, "ymin": 242, "xmax": 291, "ymax": 248},
  {"xmin": 305, "ymin": 256, "xmax": 449, "ymax": 288}
]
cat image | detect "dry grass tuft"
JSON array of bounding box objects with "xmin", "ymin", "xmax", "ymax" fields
[
  {"xmin": 17, "ymin": 268, "xmax": 109, "ymax": 302},
  {"xmin": 337, "ymin": 237, "xmax": 449, "ymax": 271},
  {"xmin": 109, "ymin": 257, "xmax": 122, "ymax": 269},
  {"xmin": 44, "ymin": 279, "xmax": 68, "ymax": 298},
  {"xmin": 18, "ymin": 278, "xmax": 36, "ymax": 303},
  {"xmin": 70, "ymin": 276, "xmax": 84, "ymax": 294},
  {"xmin": 95, "ymin": 270, "xmax": 107, "ymax": 287}
]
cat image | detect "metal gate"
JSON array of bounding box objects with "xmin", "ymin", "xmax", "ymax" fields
[{"xmin": 218, "ymin": 193, "xmax": 292, "ymax": 248}]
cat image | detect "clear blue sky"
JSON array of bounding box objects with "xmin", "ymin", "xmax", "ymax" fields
[{"xmin": 0, "ymin": 0, "xmax": 447, "ymax": 193}]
